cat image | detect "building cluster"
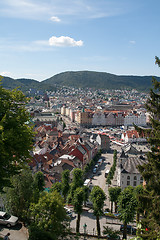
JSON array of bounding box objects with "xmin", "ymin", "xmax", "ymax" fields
[
  {"xmin": 26, "ymin": 85, "xmax": 150, "ymax": 192},
  {"xmin": 29, "ymin": 122, "xmax": 110, "ymax": 190},
  {"xmin": 61, "ymin": 107, "xmax": 147, "ymax": 127}
]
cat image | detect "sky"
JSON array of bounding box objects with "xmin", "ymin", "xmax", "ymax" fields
[{"xmin": 0, "ymin": 0, "xmax": 160, "ymax": 81}]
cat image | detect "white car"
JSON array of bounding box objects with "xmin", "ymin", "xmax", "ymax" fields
[
  {"xmin": 0, "ymin": 211, "xmax": 18, "ymax": 227},
  {"xmin": 64, "ymin": 207, "xmax": 72, "ymax": 217}
]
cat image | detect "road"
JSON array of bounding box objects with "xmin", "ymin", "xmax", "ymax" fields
[
  {"xmin": 0, "ymin": 223, "xmax": 28, "ymax": 240},
  {"xmin": 70, "ymin": 146, "xmax": 136, "ymax": 239}
]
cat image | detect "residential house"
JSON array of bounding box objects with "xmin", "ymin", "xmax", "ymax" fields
[{"xmin": 117, "ymin": 151, "xmax": 145, "ymax": 189}]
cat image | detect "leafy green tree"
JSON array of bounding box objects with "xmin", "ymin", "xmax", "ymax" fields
[
  {"xmin": 29, "ymin": 224, "xmax": 55, "ymax": 240},
  {"xmin": 134, "ymin": 57, "xmax": 160, "ymax": 239},
  {"xmin": 103, "ymin": 226, "xmax": 120, "ymax": 239},
  {"xmin": 68, "ymin": 168, "xmax": 84, "ymax": 203},
  {"xmin": 83, "ymin": 185, "xmax": 89, "ymax": 207},
  {"xmin": 62, "ymin": 170, "xmax": 70, "ymax": 201},
  {"xmin": 118, "ymin": 186, "xmax": 137, "ymax": 240},
  {"xmin": 73, "ymin": 187, "xmax": 84, "ymax": 233},
  {"xmin": 30, "ymin": 191, "xmax": 67, "ymax": 239},
  {"xmin": 0, "ymin": 83, "xmax": 34, "ymax": 191},
  {"xmin": 32, "ymin": 171, "xmax": 45, "ymax": 203},
  {"xmin": 108, "ymin": 187, "xmax": 121, "ymax": 213},
  {"xmin": 50, "ymin": 182, "xmax": 62, "ymax": 194},
  {"xmin": 134, "ymin": 185, "xmax": 144, "ymax": 224},
  {"xmin": 33, "ymin": 171, "xmax": 45, "ymax": 192},
  {"xmin": 90, "ymin": 186, "xmax": 106, "ymax": 237},
  {"xmin": 4, "ymin": 169, "xmax": 34, "ymax": 220}
]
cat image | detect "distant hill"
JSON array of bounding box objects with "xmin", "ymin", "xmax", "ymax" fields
[
  {"xmin": 1, "ymin": 76, "xmax": 56, "ymax": 94},
  {"xmin": 43, "ymin": 71, "xmax": 159, "ymax": 91},
  {"xmin": 1, "ymin": 71, "xmax": 160, "ymax": 93}
]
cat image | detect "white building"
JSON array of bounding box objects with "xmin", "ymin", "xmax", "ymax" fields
[
  {"xmin": 92, "ymin": 111, "xmax": 106, "ymax": 126},
  {"xmin": 124, "ymin": 111, "xmax": 146, "ymax": 126},
  {"xmin": 117, "ymin": 151, "xmax": 145, "ymax": 189}
]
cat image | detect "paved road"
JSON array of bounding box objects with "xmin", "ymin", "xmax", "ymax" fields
[{"xmin": 0, "ymin": 223, "xmax": 28, "ymax": 240}]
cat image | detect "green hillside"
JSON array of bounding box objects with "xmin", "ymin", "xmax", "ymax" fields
[
  {"xmin": 1, "ymin": 71, "xmax": 159, "ymax": 92},
  {"xmin": 43, "ymin": 71, "xmax": 158, "ymax": 91},
  {"xmin": 1, "ymin": 76, "xmax": 56, "ymax": 93}
]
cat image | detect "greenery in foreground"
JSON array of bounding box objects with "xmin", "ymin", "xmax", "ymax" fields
[{"xmin": 0, "ymin": 79, "xmax": 34, "ymax": 191}]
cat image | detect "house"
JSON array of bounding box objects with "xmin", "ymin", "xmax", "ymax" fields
[
  {"xmin": 122, "ymin": 143, "xmax": 150, "ymax": 155},
  {"xmin": 117, "ymin": 150, "xmax": 146, "ymax": 189},
  {"xmin": 96, "ymin": 134, "xmax": 110, "ymax": 152},
  {"xmin": 121, "ymin": 130, "xmax": 147, "ymax": 143}
]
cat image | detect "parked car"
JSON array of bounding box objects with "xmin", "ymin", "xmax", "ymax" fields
[
  {"xmin": 64, "ymin": 207, "xmax": 73, "ymax": 218},
  {"xmin": 120, "ymin": 225, "xmax": 136, "ymax": 235},
  {"xmin": 0, "ymin": 211, "xmax": 18, "ymax": 227},
  {"xmin": 93, "ymin": 168, "xmax": 97, "ymax": 174}
]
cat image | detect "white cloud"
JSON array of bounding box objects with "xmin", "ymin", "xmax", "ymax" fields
[
  {"xmin": 49, "ymin": 36, "xmax": 83, "ymax": 47},
  {"xmin": 129, "ymin": 40, "xmax": 136, "ymax": 44},
  {"xmin": 50, "ymin": 16, "xmax": 61, "ymax": 22}
]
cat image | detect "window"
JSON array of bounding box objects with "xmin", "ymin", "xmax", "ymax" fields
[
  {"xmin": 127, "ymin": 176, "xmax": 130, "ymax": 180},
  {"xmin": 127, "ymin": 181, "xmax": 130, "ymax": 186},
  {"xmin": 140, "ymin": 177, "xmax": 143, "ymax": 184},
  {"xmin": 134, "ymin": 176, "xmax": 137, "ymax": 180},
  {"xmin": 133, "ymin": 181, "xmax": 137, "ymax": 186}
]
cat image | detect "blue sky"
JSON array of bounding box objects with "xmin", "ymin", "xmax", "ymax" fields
[{"xmin": 0, "ymin": 0, "xmax": 160, "ymax": 81}]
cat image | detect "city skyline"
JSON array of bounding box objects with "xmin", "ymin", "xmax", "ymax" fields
[{"xmin": 0, "ymin": 0, "xmax": 160, "ymax": 81}]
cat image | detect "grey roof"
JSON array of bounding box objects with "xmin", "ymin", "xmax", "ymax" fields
[
  {"xmin": 77, "ymin": 145, "xmax": 86, "ymax": 155},
  {"xmin": 121, "ymin": 156, "xmax": 146, "ymax": 174},
  {"xmin": 120, "ymin": 149, "xmax": 128, "ymax": 158}
]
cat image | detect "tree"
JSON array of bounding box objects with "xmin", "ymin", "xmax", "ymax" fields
[
  {"xmin": 62, "ymin": 170, "xmax": 70, "ymax": 201},
  {"xmin": 30, "ymin": 191, "xmax": 67, "ymax": 239},
  {"xmin": 0, "ymin": 83, "xmax": 34, "ymax": 191},
  {"xmin": 134, "ymin": 185, "xmax": 144, "ymax": 224},
  {"xmin": 108, "ymin": 187, "xmax": 121, "ymax": 213},
  {"xmin": 67, "ymin": 168, "xmax": 84, "ymax": 203},
  {"xmin": 33, "ymin": 171, "xmax": 45, "ymax": 192},
  {"xmin": 134, "ymin": 56, "xmax": 160, "ymax": 239},
  {"xmin": 118, "ymin": 186, "xmax": 137, "ymax": 240},
  {"xmin": 90, "ymin": 186, "xmax": 106, "ymax": 237},
  {"xmin": 73, "ymin": 187, "xmax": 84, "ymax": 233},
  {"xmin": 4, "ymin": 169, "xmax": 34, "ymax": 221},
  {"xmin": 50, "ymin": 182, "xmax": 62, "ymax": 194},
  {"xmin": 83, "ymin": 185, "xmax": 89, "ymax": 207},
  {"xmin": 32, "ymin": 171, "xmax": 45, "ymax": 203}
]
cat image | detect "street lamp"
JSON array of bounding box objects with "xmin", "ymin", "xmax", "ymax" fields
[{"xmin": 83, "ymin": 223, "xmax": 87, "ymax": 239}]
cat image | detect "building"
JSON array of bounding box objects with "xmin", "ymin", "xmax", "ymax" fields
[{"xmin": 117, "ymin": 150, "xmax": 145, "ymax": 189}]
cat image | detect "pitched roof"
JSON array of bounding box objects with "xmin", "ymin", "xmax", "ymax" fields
[{"xmin": 121, "ymin": 156, "xmax": 146, "ymax": 174}]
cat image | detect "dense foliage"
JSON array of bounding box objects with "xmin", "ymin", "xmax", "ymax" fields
[
  {"xmin": 30, "ymin": 191, "xmax": 67, "ymax": 239},
  {"xmin": 0, "ymin": 83, "xmax": 34, "ymax": 191},
  {"xmin": 2, "ymin": 71, "xmax": 159, "ymax": 92},
  {"xmin": 90, "ymin": 185, "xmax": 106, "ymax": 237},
  {"xmin": 118, "ymin": 186, "xmax": 137, "ymax": 240},
  {"xmin": 135, "ymin": 56, "xmax": 160, "ymax": 239}
]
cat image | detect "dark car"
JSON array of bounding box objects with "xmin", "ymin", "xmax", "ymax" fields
[{"xmin": 120, "ymin": 225, "xmax": 136, "ymax": 235}]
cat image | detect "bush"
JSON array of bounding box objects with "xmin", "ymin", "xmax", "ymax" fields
[{"xmin": 28, "ymin": 225, "xmax": 56, "ymax": 240}]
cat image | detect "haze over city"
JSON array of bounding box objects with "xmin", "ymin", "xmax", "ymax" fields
[{"xmin": 0, "ymin": 0, "xmax": 160, "ymax": 81}]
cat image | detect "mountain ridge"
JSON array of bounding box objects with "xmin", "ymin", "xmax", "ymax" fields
[{"xmin": 1, "ymin": 70, "xmax": 159, "ymax": 93}]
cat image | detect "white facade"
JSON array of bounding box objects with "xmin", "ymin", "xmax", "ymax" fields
[
  {"xmin": 61, "ymin": 106, "xmax": 66, "ymax": 115},
  {"xmin": 117, "ymin": 155, "xmax": 144, "ymax": 189},
  {"xmin": 117, "ymin": 168, "xmax": 143, "ymax": 189},
  {"xmin": 124, "ymin": 111, "xmax": 146, "ymax": 126},
  {"xmin": 92, "ymin": 112, "xmax": 106, "ymax": 126}
]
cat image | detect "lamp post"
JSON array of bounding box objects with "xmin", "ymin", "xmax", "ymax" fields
[{"xmin": 83, "ymin": 223, "xmax": 87, "ymax": 240}]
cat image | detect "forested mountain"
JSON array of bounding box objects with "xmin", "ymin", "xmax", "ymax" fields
[
  {"xmin": 1, "ymin": 76, "xmax": 56, "ymax": 93},
  {"xmin": 43, "ymin": 71, "xmax": 159, "ymax": 91},
  {"xmin": 1, "ymin": 71, "xmax": 160, "ymax": 92}
]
